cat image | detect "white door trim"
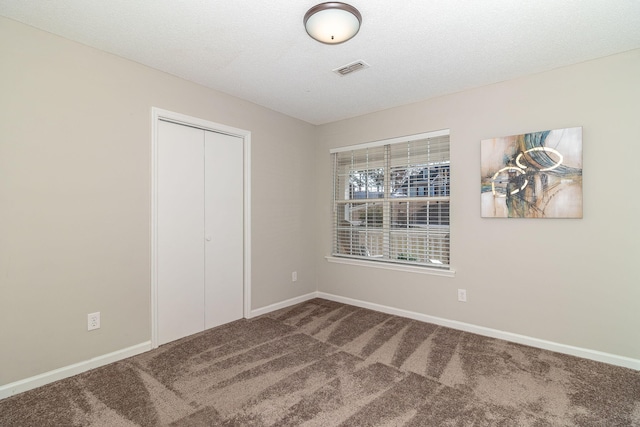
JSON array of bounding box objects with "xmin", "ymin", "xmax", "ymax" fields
[{"xmin": 150, "ymin": 107, "xmax": 251, "ymax": 349}]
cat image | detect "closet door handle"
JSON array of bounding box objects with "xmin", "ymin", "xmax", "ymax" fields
[{"xmin": 205, "ymin": 236, "xmax": 212, "ymax": 241}]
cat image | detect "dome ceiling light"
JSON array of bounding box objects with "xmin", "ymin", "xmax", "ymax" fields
[{"xmin": 303, "ymin": 2, "xmax": 362, "ymax": 44}]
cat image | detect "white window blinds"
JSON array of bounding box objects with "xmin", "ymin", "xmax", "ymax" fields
[{"xmin": 331, "ymin": 131, "xmax": 450, "ymax": 269}]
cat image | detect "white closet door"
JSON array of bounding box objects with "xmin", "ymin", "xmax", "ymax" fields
[
  {"xmin": 204, "ymin": 131, "xmax": 244, "ymax": 328},
  {"xmin": 157, "ymin": 120, "xmax": 205, "ymax": 345}
]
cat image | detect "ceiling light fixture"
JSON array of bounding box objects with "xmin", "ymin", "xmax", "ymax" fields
[{"xmin": 304, "ymin": 2, "xmax": 362, "ymax": 44}]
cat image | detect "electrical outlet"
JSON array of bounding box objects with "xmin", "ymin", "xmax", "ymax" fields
[
  {"xmin": 88, "ymin": 312, "xmax": 100, "ymax": 331},
  {"xmin": 292, "ymin": 271, "xmax": 298, "ymax": 282},
  {"xmin": 457, "ymin": 289, "xmax": 467, "ymax": 302}
]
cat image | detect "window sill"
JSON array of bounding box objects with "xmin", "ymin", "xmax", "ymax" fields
[{"xmin": 325, "ymin": 256, "xmax": 456, "ymax": 277}]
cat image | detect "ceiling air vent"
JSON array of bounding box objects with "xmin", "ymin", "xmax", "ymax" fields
[{"xmin": 333, "ymin": 60, "xmax": 370, "ymax": 76}]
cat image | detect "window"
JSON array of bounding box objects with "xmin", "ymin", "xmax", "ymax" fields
[{"xmin": 331, "ymin": 130, "xmax": 450, "ymax": 270}]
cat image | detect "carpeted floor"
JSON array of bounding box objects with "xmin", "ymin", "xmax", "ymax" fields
[{"xmin": 1, "ymin": 298, "xmax": 639, "ymax": 426}]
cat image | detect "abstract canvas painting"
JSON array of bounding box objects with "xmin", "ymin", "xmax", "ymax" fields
[{"xmin": 481, "ymin": 127, "xmax": 582, "ymax": 218}]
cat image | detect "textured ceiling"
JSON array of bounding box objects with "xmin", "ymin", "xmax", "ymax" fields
[{"xmin": 2, "ymin": 1, "xmax": 640, "ymax": 125}]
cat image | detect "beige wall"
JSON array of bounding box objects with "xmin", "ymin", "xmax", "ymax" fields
[
  {"xmin": 315, "ymin": 49, "xmax": 640, "ymax": 361},
  {"xmin": 0, "ymin": 17, "xmax": 317, "ymax": 385}
]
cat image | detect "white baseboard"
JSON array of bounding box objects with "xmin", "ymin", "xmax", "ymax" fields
[
  {"xmin": 249, "ymin": 292, "xmax": 318, "ymax": 318},
  {"xmin": 316, "ymin": 292, "xmax": 640, "ymax": 371},
  {"xmin": 0, "ymin": 341, "xmax": 152, "ymax": 400},
  {"xmin": 4, "ymin": 292, "xmax": 637, "ymax": 402}
]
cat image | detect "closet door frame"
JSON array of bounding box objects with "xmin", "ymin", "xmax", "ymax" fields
[{"xmin": 150, "ymin": 107, "xmax": 251, "ymax": 349}]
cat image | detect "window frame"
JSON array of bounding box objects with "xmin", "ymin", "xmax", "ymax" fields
[{"xmin": 328, "ymin": 130, "xmax": 455, "ymax": 277}]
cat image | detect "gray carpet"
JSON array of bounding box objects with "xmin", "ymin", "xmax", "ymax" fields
[{"xmin": 1, "ymin": 298, "xmax": 639, "ymax": 426}]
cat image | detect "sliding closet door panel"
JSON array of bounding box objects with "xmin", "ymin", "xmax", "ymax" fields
[
  {"xmin": 204, "ymin": 131, "xmax": 244, "ymax": 328},
  {"xmin": 157, "ymin": 121, "xmax": 205, "ymax": 345}
]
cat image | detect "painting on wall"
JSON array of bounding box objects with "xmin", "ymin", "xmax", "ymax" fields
[{"xmin": 481, "ymin": 127, "xmax": 582, "ymax": 218}]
